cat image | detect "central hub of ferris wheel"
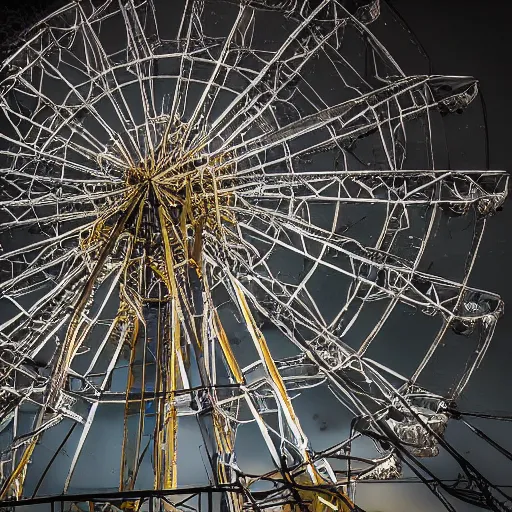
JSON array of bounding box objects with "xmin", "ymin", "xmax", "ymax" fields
[{"xmin": 120, "ymin": 117, "xmax": 235, "ymax": 245}]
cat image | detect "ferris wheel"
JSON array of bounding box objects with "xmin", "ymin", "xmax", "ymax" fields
[{"xmin": 0, "ymin": 0, "xmax": 509, "ymax": 511}]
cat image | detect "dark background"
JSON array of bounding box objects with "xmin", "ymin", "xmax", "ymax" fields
[
  {"xmin": 387, "ymin": 0, "xmax": 512, "ymax": 414},
  {"xmin": 364, "ymin": 2, "xmax": 512, "ymax": 506}
]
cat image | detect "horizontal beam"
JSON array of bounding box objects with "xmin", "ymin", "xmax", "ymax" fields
[{"xmin": 0, "ymin": 485, "xmax": 243, "ymax": 508}]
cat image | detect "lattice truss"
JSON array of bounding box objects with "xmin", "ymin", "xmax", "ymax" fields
[{"xmin": 0, "ymin": 0, "xmax": 509, "ymax": 511}]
